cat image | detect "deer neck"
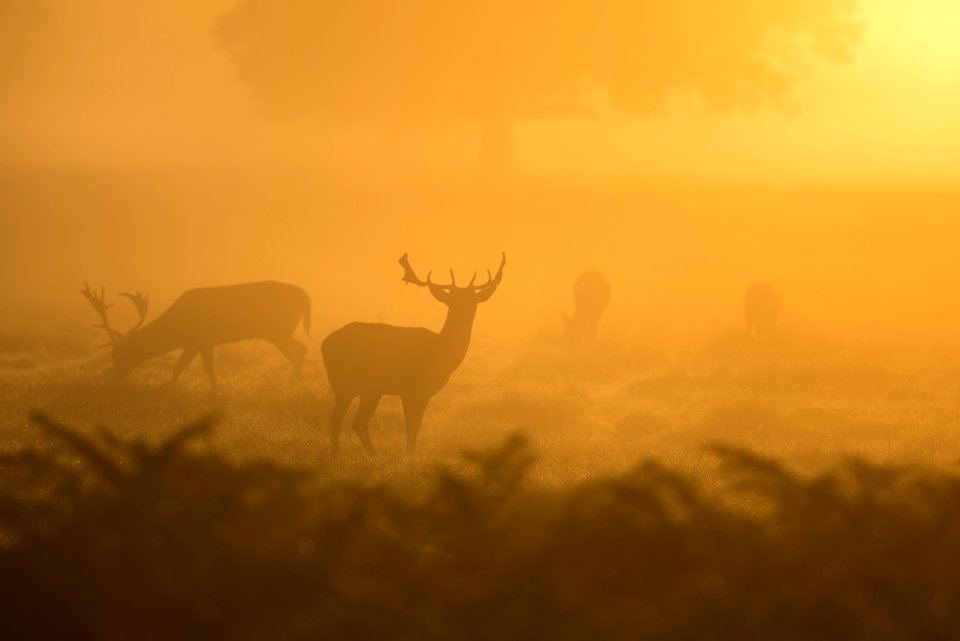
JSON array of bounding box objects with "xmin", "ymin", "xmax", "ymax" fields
[
  {"xmin": 437, "ymin": 305, "xmax": 477, "ymax": 370},
  {"xmin": 118, "ymin": 320, "xmax": 178, "ymax": 363}
]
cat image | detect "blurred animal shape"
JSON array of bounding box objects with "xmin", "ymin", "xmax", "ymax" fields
[
  {"xmin": 322, "ymin": 252, "xmax": 506, "ymax": 454},
  {"xmin": 82, "ymin": 282, "xmax": 310, "ymax": 391},
  {"xmin": 563, "ymin": 271, "xmax": 610, "ymax": 344},
  {"xmin": 743, "ymin": 281, "xmax": 781, "ymax": 339}
]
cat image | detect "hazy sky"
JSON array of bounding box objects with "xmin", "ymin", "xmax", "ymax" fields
[
  {"xmin": 4, "ymin": 0, "xmax": 960, "ymax": 343},
  {"xmin": 1, "ymin": 0, "xmax": 958, "ymax": 183}
]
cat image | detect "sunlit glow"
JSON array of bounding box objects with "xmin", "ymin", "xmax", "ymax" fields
[
  {"xmin": 1, "ymin": 2, "xmax": 959, "ymax": 348},
  {"xmin": 3, "ymin": 5, "xmax": 960, "ymax": 636},
  {"xmin": 875, "ymin": 0, "xmax": 960, "ymax": 76},
  {"xmin": 0, "ymin": 0, "xmax": 956, "ymax": 184}
]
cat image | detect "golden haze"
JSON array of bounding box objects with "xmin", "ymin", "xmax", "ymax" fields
[
  {"xmin": 3, "ymin": 3, "xmax": 960, "ymax": 638},
  {"xmin": 0, "ymin": 0, "xmax": 958, "ymax": 344}
]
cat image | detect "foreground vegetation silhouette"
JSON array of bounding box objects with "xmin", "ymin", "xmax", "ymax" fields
[{"xmin": 4, "ymin": 410, "xmax": 960, "ymax": 640}]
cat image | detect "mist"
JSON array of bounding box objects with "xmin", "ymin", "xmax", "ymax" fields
[
  {"xmin": 4, "ymin": 1, "xmax": 960, "ymax": 639},
  {"xmin": 2, "ymin": 0, "xmax": 959, "ymax": 343}
]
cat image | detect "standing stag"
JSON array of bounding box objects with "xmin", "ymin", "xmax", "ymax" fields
[
  {"xmin": 322, "ymin": 252, "xmax": 506, "ymax": 454},
  {"xmin": 744, "ymin": 281, "xmax": 781, "ymax": 339},
  {"xmin": 563, "ymin": 271, "xmax": 610, "ymax": 344},
  {"xmin": 82, "ymin": 281, "xmax": 310, "ymax": 391}
]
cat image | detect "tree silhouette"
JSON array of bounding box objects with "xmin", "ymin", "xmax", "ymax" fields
[{"xmin": 214, "ymin": 0, "xmax": 862, "ymax": 175}]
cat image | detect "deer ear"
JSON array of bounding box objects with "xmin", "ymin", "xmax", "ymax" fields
[
  {"xmin": 428, "ymin": 284, "xmax": 452, "ymax": 304},
  {"xmin": 473, "ymin": 285, "xmax": 498, "ymax": 303}
]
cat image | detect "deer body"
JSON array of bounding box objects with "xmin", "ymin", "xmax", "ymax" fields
[
  {"xmin": 323, "ymin": 323, "xmax": 467, "ymax": 396},
  {"xmin": 564, "ymin": 270, "xmax": 610, "ymax": 344},
  {"xmin": 322, "ymin": 253, "xmax": 504, "ymax": 454},
  {"xmin": 84, "ymin": 281, "xmax": 310, "ymax": 390}
]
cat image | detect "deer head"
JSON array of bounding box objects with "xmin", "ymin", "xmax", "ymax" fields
[
  {"xmin": 81, "ymin": 283, "xmax": 150, "ymax": 374},
  {"xmin": 398, "ymin": 252, "xmax": 506, "ymax": 309}
]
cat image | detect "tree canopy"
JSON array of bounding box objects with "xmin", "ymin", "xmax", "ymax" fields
[{"xmin": 214, "ymin": 0, "xmax": 862, "ymax": 169}]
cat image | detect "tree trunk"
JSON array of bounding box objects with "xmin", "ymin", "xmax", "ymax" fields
[{"xmin": 478, "ymin": 112, "xmax": 515, "ymax": 179}]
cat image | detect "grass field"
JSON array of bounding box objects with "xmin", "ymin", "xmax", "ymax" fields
[
  {"xmin": 5, "ymin": 322, "xmax": 960, "ymax": 480},
  {"xmin": 5, "ymin": 325, "xmax": 960, "ymax": 639}
]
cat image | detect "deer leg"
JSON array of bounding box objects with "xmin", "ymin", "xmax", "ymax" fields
[
  {"xmin": 270, "ymin": 336, "xmax": 307, "ymax": 380},
  {"xmin": 352, "ymin": 394, "xmax": 381, "ymax": 455},
  {"xmin": 200, "ymin": 347, "xmax": 218, "ymax": 393},
  {"xmin": 330, "ymin": 393, "xmax": 354, "ymax": 455},
  {"xmin": 171, "ymin": 348, "xmax": 198, "ymax": 383},
  {"xmin": 401, "ymin": 395, "xmax": 430, "ymax": 453}
]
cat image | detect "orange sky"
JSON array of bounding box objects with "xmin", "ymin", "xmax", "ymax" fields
[{"xmin": 0, "ymin": 0, "xmax": 958, "ymax": 184}]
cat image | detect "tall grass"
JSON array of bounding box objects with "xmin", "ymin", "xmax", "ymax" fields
[{"xmin": 3, "ymin": 411, "xmax": 960, "ymax": 640}]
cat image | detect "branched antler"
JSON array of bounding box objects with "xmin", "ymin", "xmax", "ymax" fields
[
  {"xmin": 399, "ymin": 253, "xmax": 430, "ymax": 287},
  {"xmin": 81, "ymin": 282, "xmax": 120, "ymax": 346},
  {"xmin": 118, "ymin": 290, "xmax": 150, "ymax": 332},
  {"xmin": 82, "ymin": 283, "xmax": 150, "ymax": 345},
  {"xmin": 475, "ymin": 252, "xmax": 506, "ymax": 290},
  {"xmin": 398, "ymin": 252, "xmax": 506, "ymax": 292}
]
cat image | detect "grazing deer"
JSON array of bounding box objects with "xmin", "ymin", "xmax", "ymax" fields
[
  {"xmin": 82, "ymin": 281, "xmax": 310, "ymax": 391},
  {"xmin": 322, "ymin": 252, "xmax": 506, "ymax": 454},
  {"xmin": 744, "ymin": 281, "xmax": 781, "ymax": 339},
  {"xmin": 563, "ymin": 270, "xmax": 610, "ymax": 344}
]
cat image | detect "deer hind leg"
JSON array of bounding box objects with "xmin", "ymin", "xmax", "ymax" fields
[
  {"xmin": 352, "ymin": 394, "xmax": 381, "ymax": 455},
  {"xmin": 401, "ymin": 395, "xmax": 429, "ymax": 453},
  {"xmin": 330, "ymin": 392, "xmax": 354, "ymax": 455},
  {"xmin": 270, "ymin": 336, "xmax": 307, "ymax": 380},
  {"xmin": 200, "ymin": 347, "xmax": 218, "ymax": 393},
  {"xmin": 171, "ymin": 348, "xmax": 198, "ymax": 383}
]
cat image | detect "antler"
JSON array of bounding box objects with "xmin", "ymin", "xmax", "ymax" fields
[
  {"xmin": 118, "ymin": 290, "xmax": 150, "ymax": 332},
  {"xmin": 469, "ymin": 252, "xmax": 506, "ymax": 290},
  {"xmin": 81, "ymin": 282, "xmax": 120, "ymax": 346},
  {"xmin": 399, "ymin": 253, "xmax": 428, "ymax": 286},
  {"xmin": 399, "ymin": 252, "xmax": 506, "ymax": 291},
  {"xmin": 399, "ymin": 253, "xmax": 453, "ymax": 288},
  {"xmin": 82, "ymin": 284, "xmax": 151, "ymax": 346}
]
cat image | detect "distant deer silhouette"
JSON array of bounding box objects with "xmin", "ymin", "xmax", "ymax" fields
[
  {"xmin": 563, "ymin": 271, "xmax": 610, "ymax": 344},
  {"xmin": 322, "ymin": 252, "xmax": 506, "ymax": 454},
  {"xmin": 744, "ymin": 281, "xmax": 781, "ymax": 339},
  {"xmin": 82, "ymin": 281, "xmax": 310, "ymax": 391}
]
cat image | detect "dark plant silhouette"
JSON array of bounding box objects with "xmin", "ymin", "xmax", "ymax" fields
[
  {"xmin": 81, "ymin": 281, "xmax": 311, "ymax": 391},
  {"xmin": 214, "ymin": 0, "xmax": 862, "ymax": 174},
  {"xmin": 4, "ymin": 412, "xmax": 960, "ymax": 640},
  {"xmin": 322, "ymin": 253, "xmax": 506, "ymax": 453},
  {"xmin": 563, "ymin": 271, "xmax": 610, "ymax": 344},
  {"xmin": 744, "ymin": 280, "xmax": 782, "ymax": 339}
]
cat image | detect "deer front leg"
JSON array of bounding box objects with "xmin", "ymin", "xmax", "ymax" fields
[
  {"xmin": 200, "ymin": 347, "xmax": 217, "ymax": 393},
  {"xmin": 330, "ymin": 392, "xmax": 354, "ymax": 455},
  {"xmin": 401, "ymin": 394, "xmax": 430, "ymax": 453},
  {"xmin": 352, "ymin": 394, "xmax": 381, "ymax": 455},
  {"xmin": 171, "ymin": 348, "xmax": 198, "ymax": 383}
]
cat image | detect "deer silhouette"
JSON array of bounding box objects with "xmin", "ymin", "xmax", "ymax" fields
[
  {"xmin": 82, "ymin": 281, "xmax": 310, "ymax": 391},
  {"xmin": 322, "ymin": 252, "xmax": 506, "ymax": 454},
  {"xmin": 563, "ymin": 271, "xmax": 610, "ymax": 344},
  {"xmin": 744, "ymin": 281, "xmax": 781, "ymax": 339}
]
